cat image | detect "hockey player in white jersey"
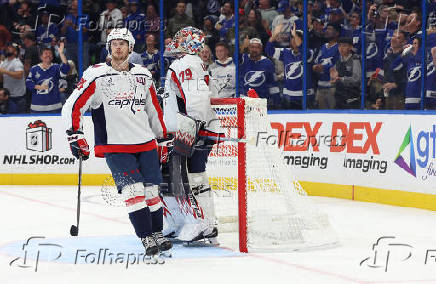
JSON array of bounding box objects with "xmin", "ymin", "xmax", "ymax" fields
[
  {"xmin": 162, "ymin": 26, "xmax": 223, "ymax": 242},
  {"xmin": 62, "ymin": 28, "xmax": 172, "ymax": 256}
]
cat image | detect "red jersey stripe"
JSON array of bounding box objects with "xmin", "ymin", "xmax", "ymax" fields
[
  {"xmin": 149, "ymin": 84, "xmax": 167, "ymax": 138},
  {"xmin": 72, "ymin": 81, "xmax": 96, "ymax": 131}
]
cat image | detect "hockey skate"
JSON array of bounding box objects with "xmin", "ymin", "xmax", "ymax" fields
[
  {"xmin": 141, "ymin": 235, "xmax": 159, "ymax": 256},
  {"xmin": 152, "ymin": 231, "xmax": 173, "ymax": 258},
  {"xmin": 180, "ymin": 219, "xmax": 219, "ymax": 246}
]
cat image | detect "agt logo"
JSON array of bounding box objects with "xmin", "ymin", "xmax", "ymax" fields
[{"xmin": 394, "ymin": 125, "xmax": 436, "ymax": 180}]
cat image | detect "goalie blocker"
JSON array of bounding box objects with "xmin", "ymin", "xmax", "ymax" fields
[{"xmin": 172, "ymin": 112, "xmax": 225, "ymax": 157}]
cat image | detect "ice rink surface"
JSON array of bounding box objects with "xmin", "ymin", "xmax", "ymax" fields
[{"xmin": 1, "ymin": 185, "xmax": 436, "ymax": 284}]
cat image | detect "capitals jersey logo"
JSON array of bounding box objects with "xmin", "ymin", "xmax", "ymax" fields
[
  {"xmin": 408, "ymin": 66, "xmax": 421, "ymax": 82},
  {"xmin": 366, "ymin": 42, "xmax": 378, "ymax": 59},
  {"xmin": 285, "ymin": 62, "xmax": 303, "ymax": 80},
  {"xmin": 37, "ymin": 78, "xmax": 54, "ymax": 95},
  {"xmin": 244, "ymin": 71, "xmax": 266, "ymax": 87}
]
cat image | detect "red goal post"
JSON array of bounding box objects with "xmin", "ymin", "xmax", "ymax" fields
[{"xmin": 208, "ymin": 97, "xmax": 338, "ymax": 253}]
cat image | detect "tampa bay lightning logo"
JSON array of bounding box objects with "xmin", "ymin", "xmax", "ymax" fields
[
  {"xmin": 285, "ymin": 62, "xmax": 303, "ymax": 80},
  {"xmin": 37, "ymin": 78, "xmax": 54, "ymax": 95},
  {"xmin": 244, "ymin": 71, "xmax": 266, "ymax": 87},
  {"xmin": 428, "ymin": 62, "xmax": 436, "ymax": 76},
  {"xmin": 320, "ymin": 57, "xmax": 333, "ymax": 66},
  {"xmin": 366, "ymin": 42, "xmax": 378, "ymax": 59},
  {"xmin": 408, "ymin": 66, "xmax": 421, "ymax": 82}
]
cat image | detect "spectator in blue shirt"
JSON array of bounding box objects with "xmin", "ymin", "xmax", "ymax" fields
[
  {"xmin": 36, "ymin": 10, "xmax": 59, "ymax": 48},
  {"xmin": 0, "ymin": 88, "xmax": 17, "ymax": 114},
  {"xmin": 60, "ymin": 0, "xmax": 90, "ymax": 69},
  {"xmin": 141, "ymin": 34, "xmax": 159, "ymax": 81},
  {"xmin": 240, "ymin": 38, "xmax": 280, "ymax": 109},
  {"xmin": 125, "ymin": 0, "xmax": 146, "ymax": 53},
  {"xmin": 215, "ymin": 1, "xmax": 234, "ymax": 41},
  {"xmin": 25, "ymin": 42, "xmax": 70, "ymax": 113}
]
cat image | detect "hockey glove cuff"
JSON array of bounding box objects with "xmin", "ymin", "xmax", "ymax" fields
[{"xmin": 67, "ymin": 130, "xmax": 90, "ymax": 160}]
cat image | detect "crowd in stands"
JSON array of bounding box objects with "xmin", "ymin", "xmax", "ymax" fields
[{"xmin": 0, "ymin": 0, "xmax": 435, "ymax": 114}]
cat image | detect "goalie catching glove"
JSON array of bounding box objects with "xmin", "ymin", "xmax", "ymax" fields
[{"xmin": 67, "ymin": 130, "xmax": 90, "ymax": 160}]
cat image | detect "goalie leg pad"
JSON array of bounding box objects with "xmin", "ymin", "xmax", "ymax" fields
[{"xmin": 188, "ymin": 172, "xmax": 217, "ymax": 222}]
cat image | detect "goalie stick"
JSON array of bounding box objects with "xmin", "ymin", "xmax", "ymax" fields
[{"xmin": 197, "ymin": 131, "xmax": 254, "ymax": 144}]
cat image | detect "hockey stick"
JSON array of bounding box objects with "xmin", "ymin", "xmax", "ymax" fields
[
  {"xmin": 70, "ymin": 155, "xmax": 83, "ymax": 236},
  {"xmin": 179, "ymin": 156, "xmax": 203, "ymax": 219}
]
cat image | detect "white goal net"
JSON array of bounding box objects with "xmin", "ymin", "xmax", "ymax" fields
[{"xmin": 207, "ymin": 97, "xmax": 338, "ymax": 252}]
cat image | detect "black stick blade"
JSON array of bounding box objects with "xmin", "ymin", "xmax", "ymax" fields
[{"xmin": 70, "ymin": 225, "xmax": 78, "ymax": 236}]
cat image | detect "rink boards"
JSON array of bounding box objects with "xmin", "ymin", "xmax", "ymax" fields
[{"xmin": 1, "ymin": 113, "xmax": 436, "ymax": 211}]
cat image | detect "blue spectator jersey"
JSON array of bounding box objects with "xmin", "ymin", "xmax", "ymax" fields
[
  {"xmin": 426, "ymin": 34, "xmax": 436, "ymax": 108},
  {"xmin": 36, "ymin": 23, "xmax": 59, "ymax": 45},
  {"xmin": 217, "ymin": 15, "xmax": 234, "ymax": 41},
  {"xmin": 63, "ymin": 13, "xmax": 89, "ymax": 43},
  {"xmin": 239, "ymin": 53, "xmax": 280, "ymax": 105},
  {"xmin": 125, "ymin": 11, "xmax": 146, "ymax": 45},
  {"xmin": 391, "ymin": 52, "xmax": 423, "ymax": 109},
  {"xmin": 342, "ymin": 26, "xmax": 361, "ymax": 51},
  {"xmin": 26, "ymin": 63, "xmax": 70, "ymax": 112},
  {"xmin": 314, "ymin": 42, "xmax": 339, "ymax": 88},
  {"xmin": 364, "ymin": 29, "xmax": 387, "ymax": 78},
  {"xmin": 265, "ymin": 42, "xmax": 315, "ymax": 100},
  {"xmin": 141, "ymin": 50, "xmax": 159, "ymax": 75},
  {"xmin": 391, "ymin": 34, "xmax": 436, "ymax": 109}
]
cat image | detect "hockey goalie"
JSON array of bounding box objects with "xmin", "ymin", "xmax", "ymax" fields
[{"xmin": 160, "ymin": 27, "xmax": 224, "ymax": 243}]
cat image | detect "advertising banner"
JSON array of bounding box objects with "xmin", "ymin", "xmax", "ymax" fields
[
  {"xmin": 0, "ymin": 116, "xmax": 110, "ymax": 175},
  {"xmin": 268, "ymin": 113, "xmax": 436, "ymax": 195},
  {"xmin": 1, "ymin": 113, "xmax": 436, "ymax": 196}
]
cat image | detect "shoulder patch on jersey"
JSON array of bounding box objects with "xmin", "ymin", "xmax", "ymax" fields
[
  {"xmin": 92, "ymin": 64, "xmax": 104, "ymax": 68},
  {"xmin": 77, "ymin": 77, "xmax": 87, "ymax": 90}
]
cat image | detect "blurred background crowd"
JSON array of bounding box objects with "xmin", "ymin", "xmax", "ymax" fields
[{"xmin": 0, "ymin": 0, "xmax": 435, "ymax": 114}]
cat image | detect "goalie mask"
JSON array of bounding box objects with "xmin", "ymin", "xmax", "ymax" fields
[
  {"xmin": 106, "ymin": 28, "xmax": 135, "ymax": 54},
  {"xmin": 166, "ymin": 26, "xmax": 205, "ymax": 56}
]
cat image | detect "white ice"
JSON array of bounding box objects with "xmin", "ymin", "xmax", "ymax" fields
[{"xmin": 1, "ymin": 185, "xmax": 436, "ymax": 284}]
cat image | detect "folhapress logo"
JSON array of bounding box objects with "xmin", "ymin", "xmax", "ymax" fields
[{"xmin": 394, "ymin": 126, "xmax": 436, "ymax": 180}]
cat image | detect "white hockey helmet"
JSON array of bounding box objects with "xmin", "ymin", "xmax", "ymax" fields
[
  {"xmin": 106, "ymin": 28, "xmax": 135, "ymax": 54},
  {"xmin": 171, "ymin": 26, "xmax": 205, "ymax": 55}
]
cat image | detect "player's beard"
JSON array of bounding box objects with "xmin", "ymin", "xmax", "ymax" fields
[{"xmin": 111, "ymin": 52, "xmax": 129, "ymax": 71}]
